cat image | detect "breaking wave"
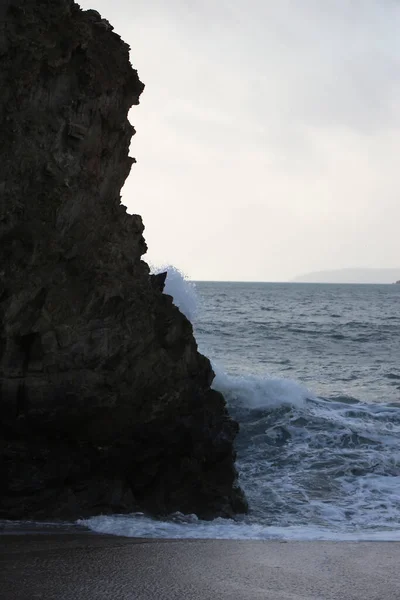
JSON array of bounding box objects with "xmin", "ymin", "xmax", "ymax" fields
[
  {"xmin": 150, "ymin": 264, "xmax": 198, "ymax": 321},
  {"xmin": 82, "ymin": 372, "xmax": 400, "ymax": 540}
]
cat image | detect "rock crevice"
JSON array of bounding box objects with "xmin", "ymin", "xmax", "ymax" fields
[{"xmin": 0, "ymin": 0, "xmax": 247, "ymax": 519}]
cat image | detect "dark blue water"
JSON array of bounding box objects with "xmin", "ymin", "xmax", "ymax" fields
[
  {"xmin": 84, "ymin": 279, "xmax": 400, "ymax": 540},
  {"xmin": 196, "ymin": 282, "xmax": 400, "ymax": 405}
]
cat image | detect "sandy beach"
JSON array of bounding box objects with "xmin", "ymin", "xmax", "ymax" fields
[{"xmin": 1, "ymin": 534, "xmax": 399, "ymax": 599}]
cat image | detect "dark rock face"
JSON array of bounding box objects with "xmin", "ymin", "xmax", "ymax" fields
[{"xmin": 0, "ymin": 0, "xmax": 247, "ymax": 520}]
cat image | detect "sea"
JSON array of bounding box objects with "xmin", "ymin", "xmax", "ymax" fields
[{"xmin": 5, "ymin": 270, "xmax": 400, "ymax": 540}]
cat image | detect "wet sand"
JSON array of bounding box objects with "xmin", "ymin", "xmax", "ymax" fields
[{"xmin": 1, "ymin": 534, "xmax": 399, "ymax": 599}]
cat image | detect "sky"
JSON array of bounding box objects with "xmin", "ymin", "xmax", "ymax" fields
[{"xmin": 79, "ymin": 0, "xmax": 400, "ymax": 281}]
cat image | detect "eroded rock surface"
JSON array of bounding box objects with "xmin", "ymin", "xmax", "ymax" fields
[{"xmin": 0, "ymin": 0, "xmax": 247, "ymax": 519}]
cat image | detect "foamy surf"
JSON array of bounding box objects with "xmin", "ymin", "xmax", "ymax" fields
[
  {"xmin": 80, "ymin": 368, "xmax": 400, "ymax": 542},
  {"xmin": 81, "ymin": 514, "xmax": 400, "ymax": 541},
  {"xmin": 212, "ymin": 367, "xmax": 313, "ymax": 409}
]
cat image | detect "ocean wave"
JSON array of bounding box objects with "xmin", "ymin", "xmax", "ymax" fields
[
  {"xmin": 212, "ymin": 368, "xmax": 313, "ymax": 410},
  {"xmin": 150, "ymin": 264, "xmax": 198, "ymax": 321}
]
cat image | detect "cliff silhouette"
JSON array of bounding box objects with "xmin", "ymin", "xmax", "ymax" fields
[{"xmin": 0, "ymin": 0, "xmax": 246, "ymax": 520}]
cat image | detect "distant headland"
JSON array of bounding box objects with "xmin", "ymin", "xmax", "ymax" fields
[{"xmin": 292, "ymin": 268, "xmax": 400, "ymax": 284}]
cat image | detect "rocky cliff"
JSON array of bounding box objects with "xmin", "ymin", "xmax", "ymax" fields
[{"xmin": 0, "ymin": 0, "xmax": 247, "ymax": 520}]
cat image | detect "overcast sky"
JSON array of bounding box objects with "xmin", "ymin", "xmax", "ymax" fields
[{"xmin": 80, "ymin": 0, "xmax": 400, "ymax": 281}]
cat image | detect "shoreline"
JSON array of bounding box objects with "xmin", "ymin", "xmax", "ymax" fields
[
  {"xmin": 1, "ymin": 533, "xmax": 400, "ymax": 599},
  {"xmin": 4, "ymin": 517, "xmax": 400, "ymax": 542}
]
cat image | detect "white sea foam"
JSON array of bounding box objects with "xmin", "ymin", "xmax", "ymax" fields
[
  {"xmin": 150, "ymin": 265, "xmax": 198, "ymax": 321},
  {"xmin": 212, "ymin": 366, "xmax": 313, "ymax": 409},
  {"xmin": 81, "ymin": 513, "xmax": 400, "ymax": 541}
]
